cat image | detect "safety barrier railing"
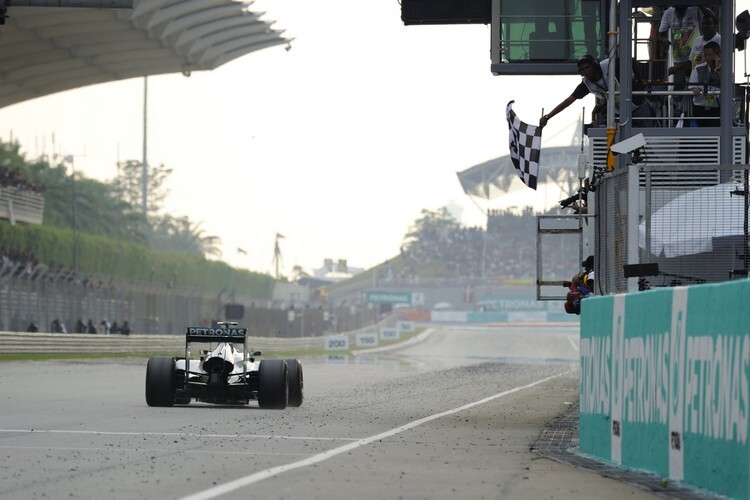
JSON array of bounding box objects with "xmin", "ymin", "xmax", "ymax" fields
[{"xmin": 0, "ymin": 317, "xmax": 396, "ymax": 355}]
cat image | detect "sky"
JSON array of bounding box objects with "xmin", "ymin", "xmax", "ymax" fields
[{"xmin": 0, "ymin": 0, "xmax": 704, "ymax": 276}]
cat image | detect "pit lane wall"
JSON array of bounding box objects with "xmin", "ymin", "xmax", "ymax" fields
[
  {"xmin": 426, "ymin": 295, "xmax": 579, "ymax": 323},
  {"xmin": 580, "ymin": 280, "xmax": 750, "ymax": 498}
]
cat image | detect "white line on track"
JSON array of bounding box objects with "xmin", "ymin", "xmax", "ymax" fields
[
  {"xmin": 181, "ymin": 370, "xmax": 573, "ymax": 500},
  {"xmin": 0, "ymin": 430, "xmax": 355, "ymax": 441},
  {"xmin": 0, "ymin": 445, "xmax": 312, "ymax": 457},
  {"xmin": 567, "ymin": 335, "xmax": 580, "ymax": 352}
]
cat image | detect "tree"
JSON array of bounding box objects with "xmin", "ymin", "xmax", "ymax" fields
[
  {"xmin": 111, "ymin": 160, "xmax": 222, "ymax": 258},
  {"xmin": 21, "ymin": 152, "xmax": 149, "ymax": 244},
  {"xmin": 149, "ymin": 215, "xmax": 222, "ymax": 257},
  {"xmin": 291, "ymin": 265, "xmax": 310, "ymax": 281},
  {"xmin": 0, "ymin": 141, "xmax": 223, "ymax": 260},
  {"xmin": 402, "ymin": 207, "xmax": 459, "ymax": 251},
  {"xmin": 111, "ymin": 160, "xmax": 172, "ymax": 218}
]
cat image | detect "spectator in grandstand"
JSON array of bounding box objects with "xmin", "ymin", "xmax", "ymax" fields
[
  {"xmin": 688, "ymin": 13, "xmax": 721, "ymax": 70},
  {"xmin": 26, "ymin": 321, "xmax": 39, "ymax": 333},
  {"xmin": 120, "ymin": 321, "xmax": 131, "ymax": 336},
  {"xmin": 689, "ymin": 41, "xmax": 721, "ymax": 127},
  {"xmin": 86, "ymin": 319, "xmax": 97, "ymax": 334},
  {"xmin": 75, "ymin": 318, "xmax": 86, "ymax": 334},
  {"xmin": 50, "ymin": 318, "xmax": 66, "ymax": 333},
  {"xmin": 110, "ymin": 321, "xmax": 119, "ymax": 334},
  {"xmin": 100, "ymin": 319, "xmax": 111, "ymax": 335},
  {"xmin": 0, "ymin": 246, "xmax": 9, "ymax": 268},
  {"xmin": 658, "ymin": 5, "xmax": 704, "ymax": 85},
  {"xmin": 0, "ymin": 166, "xmax": 44, "ymax": 193}
]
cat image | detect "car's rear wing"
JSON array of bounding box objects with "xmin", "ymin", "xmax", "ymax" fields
[
  {"xmin": 185, "ymin": 326, "xmax": 247, "ymax": 343},
  {"xmin": 183, "ymin": 325, "xmax": 250, "ymax": 384}
]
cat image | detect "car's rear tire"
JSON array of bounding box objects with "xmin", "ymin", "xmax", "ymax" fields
[
  {"xmin": 145, "ymin": 356, "xmax": 176, "ymax": 407},
  {"xmin": 286, "ymin": 358, "xmax": 304, "ymax": 407},
  {"xmin": 258, "ymin": 359, "xmax": 288, "ymax": 409}
]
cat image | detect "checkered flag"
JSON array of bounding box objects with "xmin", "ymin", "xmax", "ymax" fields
[{"xmin": 506, "ymin": 101, "xmax": 542, "ymax": 190}]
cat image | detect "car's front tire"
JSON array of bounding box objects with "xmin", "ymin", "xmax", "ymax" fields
[
  {"xmin": 258, "ymin": 359, "xmax": 288, "ymax": 409},
  {"xmin": 286, "ymin": 358, "xmax": 304, "ymax": 407},
  {"xmin": 145, "ymin": 356, "xmax": 176, "ymax": 407}
]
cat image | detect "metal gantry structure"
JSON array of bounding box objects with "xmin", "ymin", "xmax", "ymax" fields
[
  {"xmin": 0, "ymin": 0, "xmax": 290, "ymax": 108},
  {"xmin": 406, "ymin": 0, "xmax": 750, "ymax": 295}
]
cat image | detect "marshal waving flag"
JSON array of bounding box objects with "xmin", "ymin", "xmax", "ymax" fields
[{"xmin": 506, "ymin": 101, "xmax": 542, "ymax": 190}]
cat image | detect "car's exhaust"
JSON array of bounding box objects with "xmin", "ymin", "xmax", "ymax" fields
[{"xmin": 202, "ymin": 343, "xmax": 236, "ymax": 380}]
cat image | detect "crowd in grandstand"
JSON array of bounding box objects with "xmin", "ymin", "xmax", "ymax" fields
[
  {"xmin": 1, "ymin": 246, "xmax": 39, "ymax": 277},
  {"xmin": 398, "ymin": 208, "xmax": 580, "ymax": 282},
  {"xmin": 0, "ymin": 166, "xmax": 44, "ymax": 194},
  {"xmin": 4, "ymin": 205, "xmax": 580, "ymax": 287},
  {"xmin": 0, "ymin": 246, "xmax": 116, "ymax": 290}
]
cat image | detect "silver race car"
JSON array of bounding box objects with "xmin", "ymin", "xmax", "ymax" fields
[{"xmin": 145, "ymin": 321, "xmax": 303, "ymax": 409}]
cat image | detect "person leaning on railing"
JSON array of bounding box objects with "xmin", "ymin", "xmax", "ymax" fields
[
  {"xmin": 539, "ymin": 55, "xmax": 655, "ymax": 129},
  {"xmin": 688, "ymin": 41, "xmax": 721, "ymax": 127}
]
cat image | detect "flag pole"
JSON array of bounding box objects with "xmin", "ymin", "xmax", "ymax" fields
[
  {"xmin": 578, "ymin": 107, "xmax": 586, "ymax": 270},
  {"xmin": 481, "ymin": 168, "xmax": 488, "ymax": 280},
  {"xmin": 481, "ymin": 207, "xmax": 488, "ymax": 280}
]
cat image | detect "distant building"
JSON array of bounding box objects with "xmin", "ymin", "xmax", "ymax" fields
[{"xmin": 313, "ymin": 259, "xmax": 363, "ymax": 283}]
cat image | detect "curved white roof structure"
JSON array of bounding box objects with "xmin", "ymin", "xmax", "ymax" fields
[
  {"xmin": 457, "ymin": 146, "xmax": 583, "ymax": 199},
  {"xmin": 0, "ymin": 0, "xmax": 289, "ymax": 108}
]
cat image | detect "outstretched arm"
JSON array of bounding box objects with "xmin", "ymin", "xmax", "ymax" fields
[{"xmin": 540, "ymin": 94, "xmax": 577, "ymax": 128}]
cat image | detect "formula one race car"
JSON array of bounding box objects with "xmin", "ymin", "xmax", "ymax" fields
[{"xmin": 145, "ymin": 322, "xmax": 303, "ymax": 409}]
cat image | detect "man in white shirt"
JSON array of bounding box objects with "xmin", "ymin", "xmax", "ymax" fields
[
  {"xmin": 688, "ymin": 41, "xmax": 721, "ymax": 127},
  {"xmin": 688, "ymin": 14, "xmax": 720, "ymax": 70},
  {"xmin": 659, "ymin": 5, "xmax": 703, "ymax": 85}
]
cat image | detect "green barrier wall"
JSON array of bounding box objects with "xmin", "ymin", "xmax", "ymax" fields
[{"xmin": 580, "ymin": 281, "xmax": 750, "ymax": 498}]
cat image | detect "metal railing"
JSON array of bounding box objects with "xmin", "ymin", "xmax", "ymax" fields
[
  {"xmin": 0, "ymin": 316, "xmax": 396, "ymax": 355},
  {"xmin": 0, "ymin": 186, "xmax": 44, "ymax": 224},
  {"xmin": 586, "ymin": 85, "xmax": 746, "ymax": 129}
]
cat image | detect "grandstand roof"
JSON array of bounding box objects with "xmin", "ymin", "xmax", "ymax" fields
[
  {"xmin": 457, "ymin": 145, "xmax": 583, "ymax": 199},
  {"xmin": 0, "ymin": 0, "xmax": 289, "ymax": 109}
]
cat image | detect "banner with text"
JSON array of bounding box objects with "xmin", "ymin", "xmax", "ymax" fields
[
  {"xmin": 580, "ymin": 281, "xmax": 750, "ymax": 498},
  {"xmin": 365, "ymin": 291, "xmax": 412, "ymax": 304}
]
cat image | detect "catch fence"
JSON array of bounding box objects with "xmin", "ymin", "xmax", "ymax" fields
[
  {"xmin": 0, "ymin": 264, "xmax": 381, "ymax": 336},
  {"xmin": 595, "ymin": 164, "xmax": 750, "ymax": 294}
]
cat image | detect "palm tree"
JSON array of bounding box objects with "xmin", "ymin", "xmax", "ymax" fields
[
  {"xmin": 25, "ymin": 154, "xmax": 149, "ymax": 244},
  {"xmin": 149, "ymin": 215, "xmax": 222, "ymax": 258}
]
